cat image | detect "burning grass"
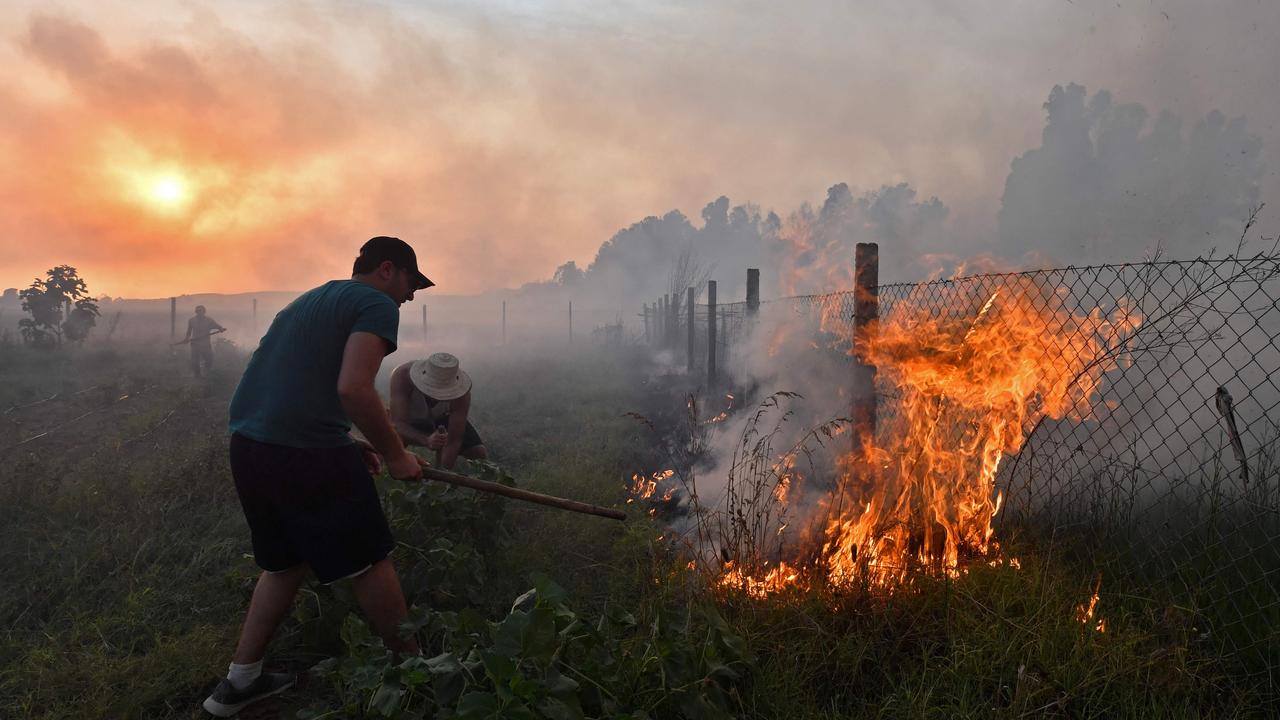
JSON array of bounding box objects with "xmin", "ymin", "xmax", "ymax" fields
[{"xmin": 634, "ymin": 279, "xmax": 1143, "ymax": 598}]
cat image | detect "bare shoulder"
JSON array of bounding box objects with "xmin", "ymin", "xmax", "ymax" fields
[{"xmin": 388, "ymin": 362, "xmax": 417, "ymax": 396}]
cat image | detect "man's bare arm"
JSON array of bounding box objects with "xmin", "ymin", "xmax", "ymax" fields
[
  {"xmin": 337, "ymin": 332, "xmax": 422, "ymax": 481},
  {"xmin": 440, "ymin": 392, "xmax": 470, "ymax": 469},
  {"xmin": 388, "ymin": 365, "xmax": 436, "ymax": 447}
]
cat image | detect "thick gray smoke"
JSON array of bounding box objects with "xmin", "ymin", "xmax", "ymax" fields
[
  {"xmin": 997, "ymin": 84, "xmax": 1265, "ymax": 266},
  {"xmin": 508, "ymin": 84, "xmax": 1267, "ymax": 351},
  {"xmin": 506, "ymin": 180, "xmax": 951, "ymax": 345}
]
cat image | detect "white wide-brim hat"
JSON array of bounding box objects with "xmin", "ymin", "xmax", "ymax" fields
[{"xmin": 409, "ymin": 352, "xmax": 472, "ymax": 401}]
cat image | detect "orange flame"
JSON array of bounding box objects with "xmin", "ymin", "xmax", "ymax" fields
[
  {"xmin": 1076, "ymin": 577, "xmax": 1106, "ymax": 632},
  {"xmin": 627, "ymin": 469, "xmax": 675, "ymax": 503},
  {"xmin": 719, "ymin": 560, "xmax": 803, "ymax": 599},
  {"xmin": 719, "ymin": 279, "xmax": 1141, "ymax": 592}
]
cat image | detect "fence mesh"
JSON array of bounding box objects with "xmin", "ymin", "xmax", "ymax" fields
[{"xmin": 646, "ymin": 256, "xmax": 1280, "ymax": 679}]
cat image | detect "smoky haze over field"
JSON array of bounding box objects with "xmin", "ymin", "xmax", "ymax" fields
[
  {"xmin": 0, "ymin": 1, "xmax": 1274, "ymax": 453},
  {"xmin": 2, "ymin": 1, "xmax": 1279, "ymax": 299}
]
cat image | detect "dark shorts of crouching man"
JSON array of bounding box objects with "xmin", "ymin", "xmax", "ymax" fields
[{"xmin": 229, "ymin": 434, "xmax": 393, "ymax": 584}]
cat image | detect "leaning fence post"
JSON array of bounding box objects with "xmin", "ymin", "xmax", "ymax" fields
[
  {"xmin": 707, "ymin": 280, "xmax": 717, "ymax": 387},
  {"xmin": 746, "ymin": 268, "xmax": 760, "ymax": 317},
  {"xmin": 852, "ymin": 243, "xmax": 879, "ymax": 454},
  {"xmin": 687, "ymin": 287, "xmax": 695, "ymax": 372}
]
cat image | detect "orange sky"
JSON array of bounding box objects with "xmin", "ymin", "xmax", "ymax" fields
[{"xmin": 2, "ymin": 1, "xmax": 1277, "ymax": 298}]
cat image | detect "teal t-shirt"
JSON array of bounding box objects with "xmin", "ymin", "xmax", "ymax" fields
[{"xmin": 229, "ymin": 280, "xmax": 399, "ymax": 448}]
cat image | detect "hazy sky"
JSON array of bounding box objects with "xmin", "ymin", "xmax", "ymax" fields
[{"xmin": 2, "ymin": 0, "xmax": 1277, "ymax": 298}]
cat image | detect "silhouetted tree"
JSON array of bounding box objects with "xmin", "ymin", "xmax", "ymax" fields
[{"xmin": 19, "ymin": 265, "xmax": 100, "ymax": 348}]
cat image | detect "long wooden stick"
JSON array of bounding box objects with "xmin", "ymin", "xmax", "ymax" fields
[
  {"xmin": 415, "ymin": 459, "xmax": 626, "ymax": 521},
  {"xmin": 171, "ymin": 328, "xmax": 227, "ymax": 346}
]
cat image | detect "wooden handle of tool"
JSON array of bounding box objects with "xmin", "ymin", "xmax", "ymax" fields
[{"xmin": 414, "ymin": 457, "xmax": 626, "ymax": 521}]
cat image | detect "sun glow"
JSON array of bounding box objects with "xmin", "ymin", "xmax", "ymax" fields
[
  {"xmin": 96, "ymin": 130, "xmax": 201, "ymax": 216},
  {"xmin": 149, "ymin": 174, "xmax": 187, "ymax": 206}
]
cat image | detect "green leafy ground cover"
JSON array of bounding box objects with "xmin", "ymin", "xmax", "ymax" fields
[{"xmin": 0, "ymin": 343, "xmax": 1272, "ymax": 718}]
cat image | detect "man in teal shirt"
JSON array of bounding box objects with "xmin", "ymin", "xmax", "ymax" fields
[{"xmin": 204, "ymin": 237, "xmax": 434, "ymax": 717}]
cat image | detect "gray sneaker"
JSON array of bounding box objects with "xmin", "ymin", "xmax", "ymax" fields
[{"xmin": 202, "ymin": 672, "xmax": 296, "ymax": 717}]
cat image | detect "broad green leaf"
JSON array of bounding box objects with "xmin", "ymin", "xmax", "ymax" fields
[
  {"xmin": 425, "ymin": 652, "xmax": 462, "ymax": 675},
  {"xmin": 535, "ymin": 696, "xmax": 586, "ymax": 720},
  {"xmin": 369, "ymin": 680, "xmax": 403, "ymax": 717},
  {"xmin": 531, "ymin": 574, "xmax": 568, "ymax": 606},
  {"xmin": 522, "ymin": 607, "xmax": 558, "ymax": 661},
  {"xmin": 480, "ymin": 650, "xmax": 516, "ymax": 681},
  {"xmin": 432, "ymin": 669, "xmax": 465, "ymax": 707},
  {"xmin": 544, "ymin": 667, "xmax": 580, "ymax": 698},
  {"xmin": 454, "ymin": 691, "xmax": 499, "ymax": 720}
]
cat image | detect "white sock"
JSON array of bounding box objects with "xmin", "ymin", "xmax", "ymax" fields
[{"xmin": 227, "ymin": 660, "xmax": 263, "ymax": 690}]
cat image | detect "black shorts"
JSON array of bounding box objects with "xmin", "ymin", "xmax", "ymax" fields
[
  {"xmin": 409, "ymin": 417, "xmax": 484, "ymax": 451},
  {"xmin": 229, "ymin": 433, "xmax": 394, "ymax": 584}
]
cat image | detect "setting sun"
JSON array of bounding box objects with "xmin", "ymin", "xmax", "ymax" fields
[{"xmin": 149, "ymin": 175, "xmax": 186, "ymax": 206}]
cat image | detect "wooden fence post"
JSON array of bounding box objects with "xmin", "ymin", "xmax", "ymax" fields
[
  {"xmin": 660, "ymin": 293, "xmax": 667, "ymax": 349},
  {"xmin": 852, "ymin": 243, "xmax": 879, "ymax": 454},
  {"xmin": 662, "ymin": 296, "xmax": 668, "ymax": 346},
  {"xmin": 655, "ymin": 295, "xmax": 665, "ymax": 345},
  {"xmin": 707, "ymin": 280, "xmax": 717, "ymax": 387},
  {"xmin": 170, "ymin": 297, "xmax": 176, "ymax": 340},
  {"xmin": 746, "ymin": 268, "xmax": 759, "ymax": 317},
  {"xmin": 687, "ymin": 287, "xmax": 695, "ymax": 371},
  {"xmin": 669, "ymin": 293, "xmax": 678, "ymax": 349},
  {"xmin": 720, "ymin": 307, "xmax": 728, "ymax": 369}
]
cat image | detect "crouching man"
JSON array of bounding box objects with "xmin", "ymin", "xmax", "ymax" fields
[{"xmin": 389, "ymin": 352, "xmax": 488, "ymax": 470}]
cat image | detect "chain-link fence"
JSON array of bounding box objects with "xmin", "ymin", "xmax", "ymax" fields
[{"xmin": 651, "ymin": 256, "xmax": 1280, "ymax": 679}]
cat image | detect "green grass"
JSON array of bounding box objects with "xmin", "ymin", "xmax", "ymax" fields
[{"xmin": 0, "ymin": 342, "xmax": 1274, "ymax": 718}]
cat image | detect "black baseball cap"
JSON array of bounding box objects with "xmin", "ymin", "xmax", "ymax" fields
[{"xmin": 355, "ymin": 236, "xmax": 434, "ymax": 289}]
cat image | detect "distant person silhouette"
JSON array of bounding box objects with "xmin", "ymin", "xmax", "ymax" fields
[{"xmin": 183, "ymin": 305, "xmax": 226, "ymax": 377}]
